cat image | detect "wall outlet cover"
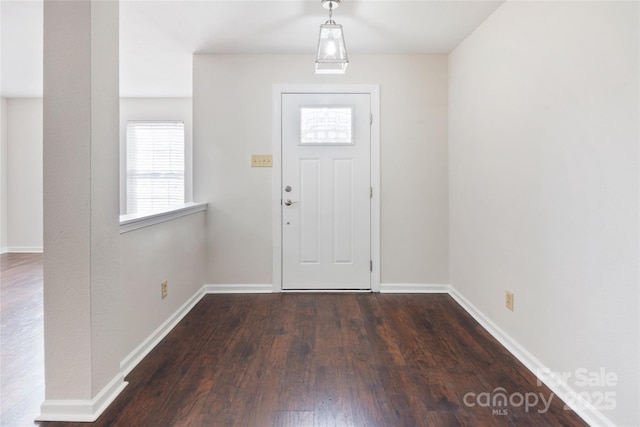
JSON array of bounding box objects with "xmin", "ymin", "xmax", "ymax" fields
[
  {"xmin": 505, "ymin": 290, "xmax": 514, "ymax": 311},
  {"xmin": 161, "ymin": 280, "xmax": 168, "ymax": 299}
]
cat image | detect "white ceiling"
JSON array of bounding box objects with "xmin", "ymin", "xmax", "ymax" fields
[{"xmin": 1, "ymin": 0, "xmax": 504, "ymax": 98}]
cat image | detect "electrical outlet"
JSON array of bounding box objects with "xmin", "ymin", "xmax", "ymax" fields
[
  {"xmin": 251, "ymin": 154, "xmax": 272, "ymax": 167},
  {"xmin": 161, "ymin": 280, "xmax": 168, "ymax": 299},
  {"xmin": 505, "ymin": 290, "xmax": 514, "ymax": 311}
]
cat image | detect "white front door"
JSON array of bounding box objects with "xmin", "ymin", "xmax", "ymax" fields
[{"xmin": 281, "ymin": 93, "xmax": 371, "ymax": 290}]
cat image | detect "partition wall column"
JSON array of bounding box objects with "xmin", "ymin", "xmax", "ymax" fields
[{"xmin": 40, "ymin": 0, "xmax": 122, "ymax": 421}]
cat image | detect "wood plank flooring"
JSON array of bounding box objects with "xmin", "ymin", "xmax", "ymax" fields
[
  {"xmin": 1, "ymin": 254, "xmax": 587, "ymax": 426},
  {"xmin": 42, "ymin": 293, "xmax": 584, "ymax": 427},
  {"xmin": 0, "ymin": 253, "xmax": 44, "ymax": 427}
]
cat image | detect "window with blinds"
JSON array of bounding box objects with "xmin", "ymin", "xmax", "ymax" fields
[{"xmin": 126, "ymin": 121, "xmax": 185, "ymax": 214}]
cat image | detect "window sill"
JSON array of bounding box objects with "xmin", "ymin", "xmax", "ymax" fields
[{"xmin": 119, "ymin": 202, "xmax": 208, "ymax": 234}]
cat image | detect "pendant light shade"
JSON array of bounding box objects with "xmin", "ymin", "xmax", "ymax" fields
[{"xmin": 315, "ymin": 0, "xmax": 348, "ymax": 74}]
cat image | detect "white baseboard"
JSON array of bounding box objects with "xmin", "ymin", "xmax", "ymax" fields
[
  {"xmin": 447, "ymin": 286, "xmax": 614, "ymax": 427},
  {"xmin": 120, "ymin": 285, "xmax": 206, "ymax": 376},
  {"xmin": 380, "ymin": 283, "xmax": 450, "ymax": 293},
  {"xmin": 0, "ymin": 247, "xmax": 7, "ymax": 254},
  {"xmin": 5, "ymin": 246, "xmax": 43, "ymax": 253},
  {"xmin": 36, "ymin": 373, "xmax": 127, "ymax": 422},
  {"xmin": 204, "ymin": 283, "xmax": 273, "ymax": 294}
]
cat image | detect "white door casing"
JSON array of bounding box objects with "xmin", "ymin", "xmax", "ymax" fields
[{"xmin": 272, "ymin": 85, "xmax": 380, "ymax": 292}]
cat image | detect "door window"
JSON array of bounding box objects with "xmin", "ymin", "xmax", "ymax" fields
[{"xmin": 300, "ymin": 106, "xmax": 354, "ymax": 145}]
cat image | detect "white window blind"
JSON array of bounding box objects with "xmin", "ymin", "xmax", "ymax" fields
[{"xmin": 126, "ymin": 121, "xmax": 185, "ymax": 214}]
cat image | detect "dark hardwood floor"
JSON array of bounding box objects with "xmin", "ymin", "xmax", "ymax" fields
[
  {"xmin": 1, "ymin": 254, "xmax": 586, "ymax": 426},
  {"xmin": 0, "ymin": 253, "xmax": 44, "ymax": 427}
]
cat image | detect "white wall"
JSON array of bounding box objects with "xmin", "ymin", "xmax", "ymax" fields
[
  {"xmin": 119, "ymin": 212, "xmax": 206, "ymax": 359},
  {"xmin": 6, "ymin": 98, "xmax": 42, "ymax": 252},
  {"xmin": 193, "ymin": 54, "xmax": 449, "ymax": 286},
  {"xmin": 449, "ymin": 2, "xmax": 639, "ymax": 425},
  {"xmin": 119, "ymin": 98, "xmax": 193, "ymax": 215},
  {"xmin": 0, "ymin": 97, "xmax": 7, "ymax": 253}
]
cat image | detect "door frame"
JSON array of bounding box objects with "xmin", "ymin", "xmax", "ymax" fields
[{"xmin": 272, "ymin": 84, "xmax": 381, "ymax": 292}]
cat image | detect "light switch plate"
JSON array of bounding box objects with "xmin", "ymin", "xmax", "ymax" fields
[{"xmin": 251, "ymin": 154, "xmax": 272, "ymax": 167}]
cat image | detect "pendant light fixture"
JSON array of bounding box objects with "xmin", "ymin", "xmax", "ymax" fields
[{"xmin": 315, "ymin": 0, "xmax": 348, "ymax": 74}]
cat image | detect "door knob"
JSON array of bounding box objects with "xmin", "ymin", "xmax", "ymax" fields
[{"xmin": 284, "ymin": 199, "xmax": 298, "ymax": 206}]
